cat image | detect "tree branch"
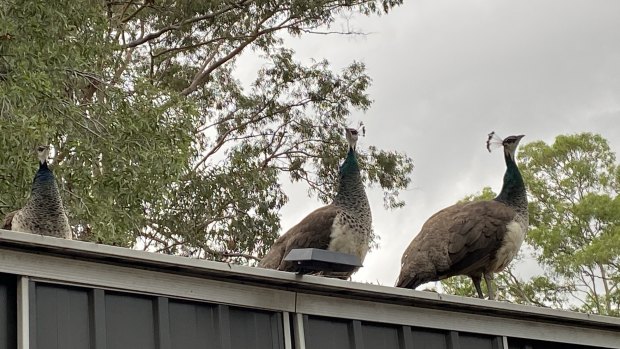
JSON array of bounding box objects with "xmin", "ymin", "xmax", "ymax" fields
[
  {"xmin": 152, "ymin": 37, "xmax": 227, "ymax": 59},
  {"xmin": 121, "ymin": 2, "xmax": 150, "ymax": 23},
  {"xmin": 597, "ymin": 262, "xmax": 612, "ymax": 313},
  {"xmin": 121, "ymin": 1, "xmax": 249, "ymax": 48},
  {"xmin": 192, "ymin": 102, "xmax": 271, "ymax": 171},
  {"xmin": 506, "ymin": 270, "xmax": 549, "ymax": 308}
]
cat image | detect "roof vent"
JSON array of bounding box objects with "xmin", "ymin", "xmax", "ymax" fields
[{"xmin": 283, "ymin": 248, "xmax": 363, "ymax": 274}]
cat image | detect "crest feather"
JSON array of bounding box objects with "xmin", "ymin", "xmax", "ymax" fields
[{"xmin": 486, "ymin": 131, "xmax": 503, "ymax": 152}]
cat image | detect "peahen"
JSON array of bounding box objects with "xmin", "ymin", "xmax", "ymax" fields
[
  {"xmin": 258, "ymin": 127, "xmax": 372, "ymax": 278},
  {"xmin": 396, "ymin": 133, "xmax": 528, "ymax": 299},
  {"xmin": 2, "ymin": 145, "xmax": 72, "ymax": 239}
]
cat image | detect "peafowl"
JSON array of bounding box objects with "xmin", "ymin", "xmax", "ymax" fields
[
  {"xmin": 258, "ymin": 127, "xmax": 372, "ymax": 279},
  {"xmin": 2, "ymin": 145, "xmax": 72, "ymax": 239},
  {"xmin": 396, "ymin": 133, "xmax": 528, "ymax": 299}
]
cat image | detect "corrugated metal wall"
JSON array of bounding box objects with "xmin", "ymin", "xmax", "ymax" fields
[
  {"xmin": 301, "ymin": 315, "xmax": 606, "ymax": 349},
  {"xmin": 303, "ymin": 315, "xmax": 503, "ymax": 349},
  {"xmin": 508, "ymin": 338, "xmax": 603, "ymax": 349},
  {"xmin": 0, "ymin": 273, "xmax": 611, "ymax": 349},
  {"xmin": 30, "ymin": 282, "xmax": 284, "ymax": 349}
]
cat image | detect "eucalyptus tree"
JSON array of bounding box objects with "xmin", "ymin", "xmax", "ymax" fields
[{"xmin": 0, "ymin": 0, "xmax": 412, "ymax": 263}]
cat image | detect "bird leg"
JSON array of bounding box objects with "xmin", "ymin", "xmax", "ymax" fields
[
  {"xmin": 484, "ymin": 273, "xmax": 495, "ymax": 300},
  {"xmin": 471, "ymin": 275, "xmax": 485, "ymax": 299}
]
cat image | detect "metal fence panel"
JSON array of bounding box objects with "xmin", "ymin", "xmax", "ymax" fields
[
  {"xmin": 361, "ymin": 322, "xmax": 401, "ymax": 349},
  {"xmin": 230, "ymin": 306, "xmax": 284, "ymax": 349},
  {"xmin": 105, "ymin": 292, "xmax": 157, "ymax": 349},
  {"xmin": 459, "ymin": 334, "xmax": 497, "ymax": 349},
  {"xmin": 169, "ymin": 300, "xmax": 220, "ymax": 349},
  {"xmin": 410, "ymin": 328, "xmax": 448, "ymax": 349},
  {"xmin": 27, "ymin": 281, "xmax": 286, "ymax": 349},
  {"xmin": 32, "ymin": 283, "xmax": 90, "ymax": 349},
  {"xmin": 0, "ymin": 275, "xmax": 16, "ymax": 349},
  {"xmin": 305, "ymin": 316, "xmax": 353, "ymax": 349},
  {"xmin": 508, "ymin": 337, "xmax": 605, "ymax": 349}
]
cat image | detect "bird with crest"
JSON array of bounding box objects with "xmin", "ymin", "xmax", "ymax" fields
[
  {"xmin": 3, "ymin": 145, "xmax": 72, "ymax": 239},
  {"xmin": 259, "ymin": 124, "xmax": 372, "ymax": 279},
  {"xmin": 396, "ymin": 132, "xmax": 528, "ymax": 299}
]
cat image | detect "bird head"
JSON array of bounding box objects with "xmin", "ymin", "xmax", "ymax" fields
[
  {"xmin": 502, "ymin": 134, "xmax": 525, "ymax": 160},
  {"xmin": 345, "ymin": 128, "xmax": 359, "ymax": 150},
  {"xmin": 487, "ymin": 132, "xmax": 525, "ymax": 159},
  {"xmin": 344, "ymin": 122, "xmax": 365, "ymax": 151},
  {"xmin": 36, "ymin": 145, "xmax": 50, "ymax": 165}
]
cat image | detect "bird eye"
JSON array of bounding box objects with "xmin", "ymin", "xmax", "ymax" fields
[
  {"xmin": 350, "ymin": 130, "xmax": 358, "ymax": 135},
  {"xmin": 37, "ymin": 146, "xmax": 46, "ymax": 152}
]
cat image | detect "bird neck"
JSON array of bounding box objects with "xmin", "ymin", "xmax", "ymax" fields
[
  {"xmin": 334, "ymin": 148, "xmax": 368, "ymax": 209},
  {"xmin": 494, "ymin": 152, "xmax": 527, "ymax": 210},
  {"xmin": 339, "ymin": 147, "xmax": 359, "ymax": 175},
  {"xmin": 29, "ymin": 162, "xmax": 59, "ymax": 200},
  {"xmin": 23, "ymin": 162, "xmax": 64, "ymax": 214},
  {"xmin": 34, "ymin": 162, "xmax": 55, "ymax": 182}
]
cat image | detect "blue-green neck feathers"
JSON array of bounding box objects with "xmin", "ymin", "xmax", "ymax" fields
[
  {"xmin": 494, "ymin": 152, "xmax": 527, "ymax": 209},
  {"xmin": 34, "ymin": 162, "xmax": 55, "ymax": 183},
  {"xmin": 25, "ymin": 161, "xmax": 63, "ymax": 213},
  {"xmin": 334, "ymin": 147, "xmax": 365, "ymax": 207},
  {"xmin": 339, "ymin": 148, "xmax": 359, "ymax": 176}
]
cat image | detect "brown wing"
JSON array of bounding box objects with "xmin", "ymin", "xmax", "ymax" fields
[
  {"xmin": 443, "ymin": 200, "xmax": 515, "ymax": 277},
  {"xmin": 396, "ymin": 201, "xmax": 515, "ymax": 288},
  {"xmin": 258, "ymin": 205, "xmax": 339, "ymax": 271},
  {"xmin": 396, "ymin": 206, "xmax": 455, "ymax": 288},
  {"xmin": 258, "ymin": 233, "xmax": 289, "ymax": 269},
  {"xmin": 2, "ymin": 210, "xmax": 17, "ymax": 230}
]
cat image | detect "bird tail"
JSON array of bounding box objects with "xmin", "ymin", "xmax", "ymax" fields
[
  {"xmin": 257, "ymin": 251, "xmax": 281, "ymax": 269},
  {"xmin": 395, "ymin": 271, "xmax": 431, "ymax": 289},
  {"xmin": 257, "ymin": 243, "xmax": 286, "ymax": 269},
  {"xmin": 2, "ymin": 210, "xmax": 17, "ymax": 230}
]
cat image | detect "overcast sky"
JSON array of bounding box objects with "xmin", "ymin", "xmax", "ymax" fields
[{"xmin": 244, "ymin": 0, "xmax": 620, "ymax": 286}]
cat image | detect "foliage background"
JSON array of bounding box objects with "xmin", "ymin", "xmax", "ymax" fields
[{"xmin": 0, "ymin": 0, "xmax": 413, "ymax": 262}]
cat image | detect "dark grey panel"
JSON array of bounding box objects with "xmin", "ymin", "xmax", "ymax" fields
[
  {"xmin": 105, "ymin": 292, "xmax": 156, "ymax": 349},
  {"xmin": 229, "ymin": 306, "xmax": 283, "ymax": 349},
  {"xmin": 168, "ymin": 300, "xmax": 220, "ymax": 349},
  {"xmin": 459, "ymin": 334, "xmax": 495, "ymax": 349},
  {"xmin": 0, "ymin": 275, "xmax": 16, "ymax": 349},
  {"xmin": 508, "ymin": 337, "xmax": 604, "ymax": 349},
  {"xmin": 154, "ymin": 297, "xmax": 171, "ymax": 349},
  {"xmin": 33, "ymin": 284, "xmax": 90, "ymax": 349},
  {"xmin": 305, "ymin": 316, "xmax": 353, "ymax": 349},
  {"xmin": 398, "ymin": 326, "xmax": 414, "ymax": 349},
  {"xmin": 361, "ymin": 322, "xmax": 400, "ymax": 349},
  {"xmin": 89, "ymin": 289, "xmax": 106, "ymax": 349},
  {"xmin": 411, "ymin": 328, "xmax": 448, "ymax": 349}
]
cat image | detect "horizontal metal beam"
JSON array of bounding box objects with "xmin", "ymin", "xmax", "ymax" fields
[{"xmin": 0, "ymin": 247, "xmax": 295, "ymax": 312}]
